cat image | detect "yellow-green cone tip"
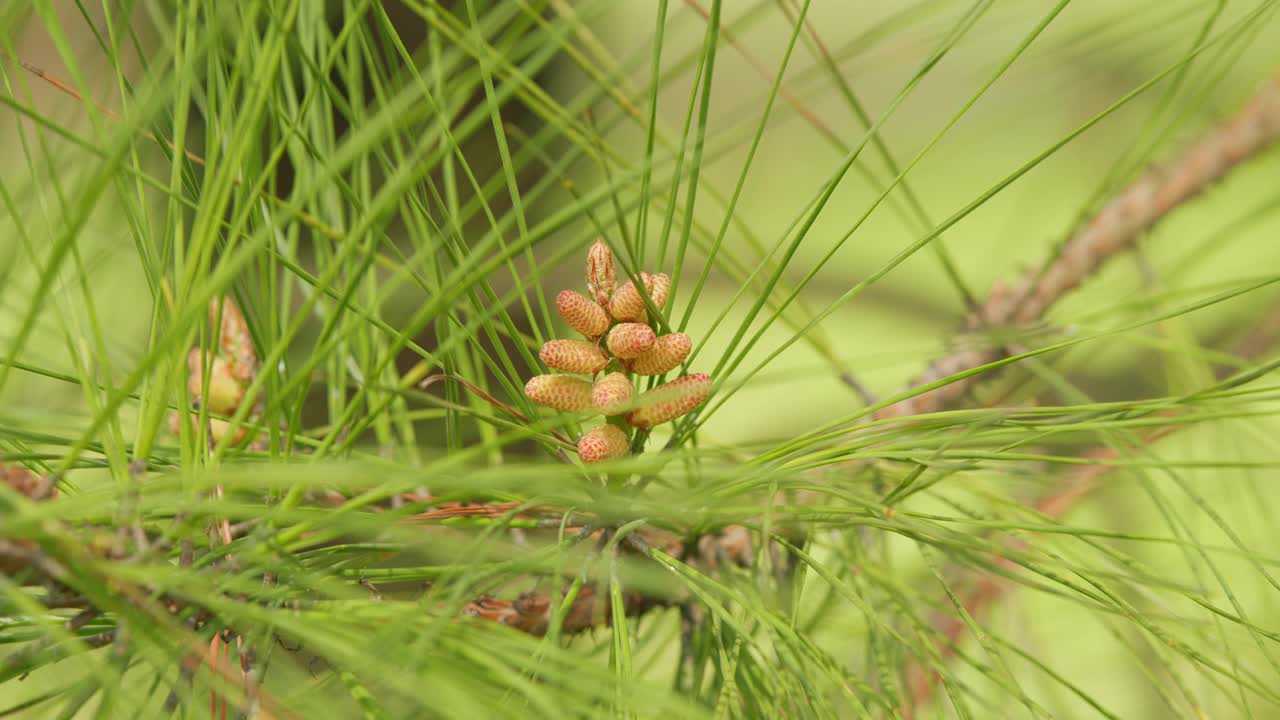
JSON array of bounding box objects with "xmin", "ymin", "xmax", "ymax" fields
[{"xmin": 187, "ymin": 349, "xmax": 245, "ymax": 416}]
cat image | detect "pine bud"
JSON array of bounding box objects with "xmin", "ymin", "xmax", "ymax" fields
[
  {"xmin": 540, "ymin": 339, "xmax": 609, "ymax": 374},
  {"xmin": 586, "ymin": 240, "xmax": 616, "ymax": 306},
  {"xmin": 211, "ymin": 296, "xmax": 257, "ymax": 382},
  {"xmin": 625, "ymin": 373, "xmax": 712, "ymax": 428},
  {"xmin": 525, "ymin": 374, "xmax": 595, "ymax": 412},
  {"xmin": 606, "ymin": 323, "xmax": 656, "ymax": 359},
  {"xmin": 556, "ymin": 290, "xmax": 610, "ymax": 338},
  {"xmin": 591, "ymin": 372, "xmax": 635, "ymax": 415},
  {"xmin": 629, "ymin": 332, "xmax": 691, "ymax": 375},
  {"xmin": 577, "ymin": 424, "xmax": 629, "ymax": 463},
  {"xmin": 188, "ymin": 349, "xmax": 245, "ymax": 415}
]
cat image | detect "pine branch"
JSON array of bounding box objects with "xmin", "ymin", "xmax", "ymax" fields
[
  {"xmin": 0, "ymin": 461, "xmax": 59, "ymax": 577},
  {"xmin": 901, "ymin": 299, "xmax": 1280, "ymax": 715},
  {"xmin": 879, "ymin": 71, "xmax": 1280, "ymax": 420},
  {"xmin": 895, "ymin": 71, "xmax": 1280, "ymax": 711},
  {"xmin": 463, "ymin": 583, "xmax": 661, "ymax": 637},
  {"xmin": 458, "ymin": 525, "xmax": 757, "ymax": 637}
]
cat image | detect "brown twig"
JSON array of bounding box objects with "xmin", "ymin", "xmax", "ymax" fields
[
  {"xmin": 403, "ymin": 499, "xmax": 591, "ymax": 529},
  {"xmin": 457, "ymin": 525, "xmax": 757, "ymax": 637},
  {"xmin": 896, "ymin": 71, "xmax": 1280, "ymax": 712},
  {"xmin": 0, "ymin": 461, "xmax": 59, "ymax": 578},
  {"xmin": 462, "ymin": 583, "xmax": 661, "ymax": 637},
  {"xmin": 879, "ymin": 71, "xmax": 1280, "ymax": 419}
]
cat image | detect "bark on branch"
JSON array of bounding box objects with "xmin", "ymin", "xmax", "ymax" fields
[{"xmin": 880, "ymin": 72, "xmax": 1280, "ymax": 419}]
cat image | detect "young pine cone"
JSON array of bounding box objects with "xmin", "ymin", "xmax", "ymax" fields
[
  {"xmin": 540, "ymin": 339, "xmax": 609, "ymax": 375},
  {"xmin": 525, "ymin": 375, "xmax": 595, "ymax": 413},
  {"xmin": 177, "ymin": 294, "xmax": 262, "ymax": 447},
  {"xmin": 187, "ymin": 350, "xmax": 245, "ymax": 416},
  {"xmin": 609, "ymin": 272, "xmax": 670, "ymax": 323},
  {"xmin": 646, "ymin": 273, "xmax": 671, "ymax": 309},
  {"xmin": 210, "ymin": 296, "xmax": 257, "ymax": 382},
  {"xmin": 577, "ymin": 424, "xmax": 629, "ymax": 463},
  {"xmin": 557, "ymin": 290, "xmax": 611, "ymax": 338},
  {"xmin": 591, "ymin": 372, "xmax": 635, "ymax": 415},
  {"xmin": 606, "ymin": 323, "xmax": 656, "ymax": 359},
  {"xmin": 625, "ymin": 373, "xmax": 712, "ymax": 428},
  {"xmin": 628, "ymin": 333, "xmax": 691, "ymax": 375}
]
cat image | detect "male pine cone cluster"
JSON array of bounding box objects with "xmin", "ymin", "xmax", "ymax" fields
[{"xmin": 525, "ymin": 241, "xmax": 711, "ymax": 463}]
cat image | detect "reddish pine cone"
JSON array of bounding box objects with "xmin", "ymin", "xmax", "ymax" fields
[
  {"xmin": 577, "ymin": 424, "xmax": 629, "ymax": 463},
  {"xmin": 647, "ymin": 273, "xmax": 671, "ymax": 309},
  {"xmin": 607, "ymin": 323, "xmax": 656, "ymax": 359},
  {"xmin": 628, "ymin": 332, "xmax": 691, "ymax": 375},
  {"xmin": 525, "ymin": 374, "xmax": 594, "ymax": 412},
  {"xmin": 586, "ymin": 240, "xmax": 616, "ymax": 306},
  {"xmin": 592, "ymin": 372, "xmax": 635, "ymax": 415},
  {"xmin": 557, "ymin": 290, "xmax": 610, "ymax": 338},
  {"xmin": 625, "ymin": 373, "xmax": 712, "ymax": 428},
  {"xmin": 610, "ymin": 273, "xmax": 669, "ymax": 321},
  {"xmin": 540, "ymin": 339, "xmax": 609, "ymax": 374},
  {"xmin": 607, "ymin": 278, "xmax": 648, "ymax": 322}
]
